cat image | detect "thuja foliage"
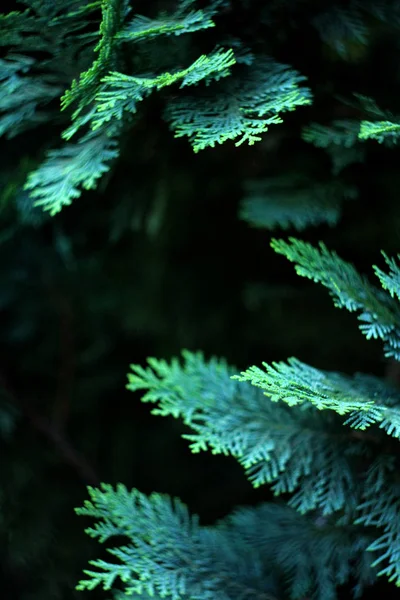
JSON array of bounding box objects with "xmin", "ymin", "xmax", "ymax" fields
[
  {"xmin": 76, "ymin": 246, "xmax": 400, "ymax": 600},
  {"xmin": 3, "ymin": 0, "xmax": 400, "ymax": 599},
  {"xmin": 3, "ymin": 0, "xmax": 400, "ymax": 230},
  {"xmin": 1, "ymin": 0, "xmax": 313, "ymax": 215}
]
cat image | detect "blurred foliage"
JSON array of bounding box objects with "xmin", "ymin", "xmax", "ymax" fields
[{"xmin": 1, "ymin": 0, "xmax": 400, "ymax": 599}]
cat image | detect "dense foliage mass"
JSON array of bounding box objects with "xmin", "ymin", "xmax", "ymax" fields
[{"xmin": 2, "ymin": 1, "xmax": 400, "ymax": 599}]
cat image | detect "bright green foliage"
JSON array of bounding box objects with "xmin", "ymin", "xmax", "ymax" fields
[
  {"xmin": 24, "ymin": 127, "xmax": 120, "ymax": 215},
  {"xmin": 92, "ymin": 48, "xmax": 236, "ymax": 130},
  {"xmin": 374, "ymin": 252, "xmax": 400, "ymax": 301},
  {"xmin": 90, "ymin": 71, "xmax": 150, "ymax": 128},
  {"xmin": 354, "ymin": 458, "xmax": 400, "ymax": 584},
  {"xmin": 20, "ymin": 0, "xmax": 237, "ymax": 214},
  {"xmin": 77, "ymin": 347, "xmax": 400, "ymax": 595},
  {"xmin": 60, "ymin": 0, "xmax": 131, "ymax": 139},
  {"xmin": 0, "ymin": 0, "xmax": 312, "ymax": 214},
  {"xmin": 303, "ymin": 94, "xmax": 400, "ymax": 172},
  {"xmin": 76, "ymin": 483, "xmax": 201, "ymax": 594},
  {"xmin": 0, "ymin": 0, "xmax": 114, "ymax": 214},
  {"xmin": 359, "ymin": 120, "xmax": 400, "ymax": 143},
  {"xmin": 81, "ymin": 234, "xmax": 400, "ymax": 596},
  {"xmin": 126, "ymin": 351, "xmax": 382, "ymax": 517},
  {"xmin": 76, "ymin": 482, "xmax": 376, "ymax": 600},
  {"xmin": 4, "ymin": 1, "xmax": 400, "ymax": 599},
  {"xmin": 239, "ymin": 175, "xmax": 357, "ymax": 230},
  {"xmin": 234, "ymin": 358, "xmax": 400, "ymax": 437},
  {"xmin": 165, "ymin": 57, "xmax": 312, "ymax": 151},
  {"xmin": 271, "ymin": 237, "xmax": 400, "ymax": 359},
  {"xmin": 116, "ymin": 0, "xmax": 216, "ymax": 41}
]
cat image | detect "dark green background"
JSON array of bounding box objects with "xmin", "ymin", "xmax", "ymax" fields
[{"xmin": 2, "ymin": 1, "xmax": 400, "ymax": 598}]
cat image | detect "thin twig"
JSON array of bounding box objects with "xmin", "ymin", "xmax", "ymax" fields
[
  {"xmin": 28, "ymin": 410, "xmax": 100, "ymax": 486},
  {"xmin": 0, "ymin": 375, "xmax": 100, "ymax": 486}
]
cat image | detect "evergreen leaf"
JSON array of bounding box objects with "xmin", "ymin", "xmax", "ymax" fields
[
  {"xmin": 61, "ymin": 0, "xmax": 131, "ymax": 140},
  {"xmin": 165, "ymin": 56, "xmax": 312, "ymax": 152},
  {"xmin": 128, "ymin": 351, "xmax": 373, "ymax": 517},
  {"xmin": 359, "ymin": 120, "xmax": 400, "ymax": 143},
  {"xmin": 76, "ymin": 483, "xmax": 376, "ymax": 600},
  {"xmin": 374, "ymin": 252, "xmax": 400, "ymax": 302},
  {"xmin": 117, "ymin": 3, "xmax": 215, "ymax": 42},
  {"xmin": 24, "ymin": 126, "xmax": 120, "ymax": 215},
  {"xmin": 271, "ymin": 238, "xmax": 400, "ymax": 359}
]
